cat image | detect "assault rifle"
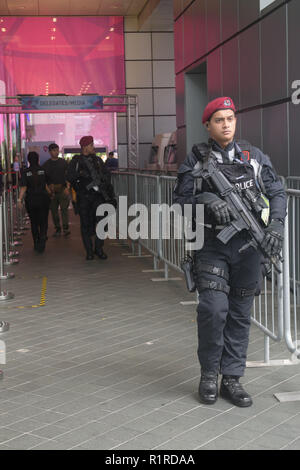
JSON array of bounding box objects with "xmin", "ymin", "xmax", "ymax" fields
[
  {"xmin": 204, "ymin": 156, "xmax": 283, "ymax": 273},
  {"xmin": 83, "ymin": 156, "xmax": 111, "ymax": 202}
]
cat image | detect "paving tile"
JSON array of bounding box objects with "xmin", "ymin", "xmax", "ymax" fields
[
  {"xmin": 197, "ymin": 435, "xmax": 246, "ymax": 450},
  {"xmin": 71, "ymin": 437, "xmax": 124, "ymax": 450},
  {"xmin": 6, "ymin": 417, "xmax": 51, "ymax": 433},
  {"xmin": 30, "ymin": 424, "xmax": 71, "ymax": 439},
  {"xmin": 0, "ymin": 427, "xmax": 23, "ymax": 443},
  {"xmin": 282, "ymin": 438, "xmax": 300, "ymax": 450}
]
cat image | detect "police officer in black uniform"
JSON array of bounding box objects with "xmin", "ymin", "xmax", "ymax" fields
[
  {"xmin": 18, "ymin": 151, "xmax": 51, "ymax": 253},
  {"xmin": 66, "ymin": 136, "xmax": 116, "ymax": 260},
  {"xmin": 173, "ymin": 97, "xmax": 287, "ymax": 407}
]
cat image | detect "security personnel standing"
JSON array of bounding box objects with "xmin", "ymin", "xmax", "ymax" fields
[
  {"xmin": 18, "ymin": 151, "xmax": 51, "ymax": 253},
  {"xmin": 173, "ymin": 97, "xmax": 287, "ymax": 407},
  {"xmin": 66, "ymin": 136, "xmax": 116, "ymax": 260}
]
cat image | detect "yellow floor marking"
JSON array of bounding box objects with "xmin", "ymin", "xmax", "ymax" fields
[{"xmin": 1, "ymin": 277, "xmax": 47, "ymax": 309}]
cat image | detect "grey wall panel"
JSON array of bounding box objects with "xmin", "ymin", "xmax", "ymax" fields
[
  {"xmin": 239, "ymin": 0, "xmax": 259, "ymax": 30},
  {"xmin": 174, "ymin": 16, "xmax": 184, "ymax": 73},
  {"xmin": 262, "ymin": 103, "xmax": 288, "ymax": 177},
  {"xmin": 261, "ymin": 6, "xmax": 287, "ymax": 104},
  {"xmin": 206, "ymin": 0, "xmax": 221, "ymax": 52},
  {"xmin": 139, "ymin": 143, "xmax": 152, "ymax": 169},
  {"xmin": 239, "ymin": 109, "xmax": 262, "ymax": 149},
  {"xmin": 207, "ymin": 48, "xmax": 222, "ymax": 100},
  {"xmin": 117, "ymin": 144, "xmax": 128, "ymax": 168},
  {"xmin": 221, "ymin": 0, "xmax": 238, "ymax": 41},
  {"xmin": 239, "ymin": 24, "xmax": 260, "ymax": 109},
  {"xmin": 176, "ymin": 72, "xmax": 185, "ymax": 127},
  {"xmin": 289, "ymin": 101, "xmax": 300, "ymax": 176},
  {"xmin": 222, "ymin": 38, "xmax": 239, "ymax": 108},
  {"xmin": 288, "ymin": 0, "xmax": 300, "ymax": 93},
  {"xmin": 117, "ymin": 116, "xmax": 127, "ymax": 144},
  {"xmin": 193, "ymin": 0, "xmax": 206, "ymax": 62}
]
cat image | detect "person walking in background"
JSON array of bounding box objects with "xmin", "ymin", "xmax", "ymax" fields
[
  {"xmin": 43, "ymin": 143, "xmax": 71, "ymax": 237},
  {"xmin": 105, "ymin": 151, "xmax": 119, "ymax": 171},
  {"xmin": 18, "ymin": 152, "xmax": 51, "ymax": 253},
  {"xmin": 67, "ymin": 136, "xmax": 116, "ymax": 261}
]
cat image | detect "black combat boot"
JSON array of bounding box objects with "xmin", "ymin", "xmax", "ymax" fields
[
  {"xmin": 198, "ymin": 372, "xmax": 218, "ymax": 405},
  {"xmin": 94, "ymin": 248, "xmax": 107, "ymax": 260},
  {"xmin": 220, "ymin": 375, "xmax": 252, "ymax": 407}
]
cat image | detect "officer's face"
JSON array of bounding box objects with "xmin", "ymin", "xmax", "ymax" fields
[
  {"xmin": 85, "ymin": 143, "xmax": 95, "ymax": 154},
  {"xmin": 206, "ymin": 110, "xmax": 236, "ymax": 147},
  {"xmin": 50, "ymin": 148, "xmax": 59, "ymax": 159}
]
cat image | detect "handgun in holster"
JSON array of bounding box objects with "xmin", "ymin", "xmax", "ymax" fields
[{"xmin": 181, "ymin": 255, "xmax": 196, "ymax": 292}]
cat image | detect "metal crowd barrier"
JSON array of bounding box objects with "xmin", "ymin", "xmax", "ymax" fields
[
  {"xmin": 283, "ymin": 188, "xmax": 300, "ymax": 357},
  {"xmin": 111, "ymin": 171, "xmax": 300, "ymax": 365},
  {"xmin": 285, "ymin": 177, "xmax": 300, "ymax": 304},
  {"xmin": 0, "ymin": 170, "xmax": 28, "ymax": 295},
  {"xmin": 0, "ymin": 169, "xmax": 29, "ymax": 378}
]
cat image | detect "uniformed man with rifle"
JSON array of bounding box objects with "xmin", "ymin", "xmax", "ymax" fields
[
  {"xmin": 173, "ymin": 97, "xmax": 287, "ymax": 407},
  {"xmin": 67, "ymin": 136, "xmax": 116, "ymax": 260}
]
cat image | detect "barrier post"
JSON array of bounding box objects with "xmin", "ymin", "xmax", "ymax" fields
[
  {"xmin": 8, "ymin": 186, "xmax": 22, "ymax": 247},
  {"xmin": 3, "ymin": 179, "xmax": 19, "ymax": 266},
  {"xmin": 14, "ymin": 172, "xmax": 24, "ymax": 236},
  {"xmin": 0, "ymin": 196, "xmax": 14, "ymax": 280},
  {"xmin": 0, "ymin": 320, "xmax": 10, "ymax": 379}
]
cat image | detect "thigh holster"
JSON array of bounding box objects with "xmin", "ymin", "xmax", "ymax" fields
[
  {"xmin": 198, "ymin": 263, "xmax": 229, "ymax": 282},
  {"xmin": 195, "ymin": 263, "xmax": 230, "ymax": 294},
  {"xmin": 197, "ymin": 280, "xmax": 230, "ymax": 294},
  {"xmin": 230, "ymin": 287, "xmax": 257, "ymax": 297}
]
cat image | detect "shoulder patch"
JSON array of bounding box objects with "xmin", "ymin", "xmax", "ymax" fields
[{"xmin": 242, "ymin": 150, "xmax": 250, "ymax": 161}]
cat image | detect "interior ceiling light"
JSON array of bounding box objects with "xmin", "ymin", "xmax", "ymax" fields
[
  {"xmin": 1, "ymin": 28, "xmax": 6, "ymax": 32},
  {"xmin": 53, "ymin": 18, "xmax": 57, "ymax": 22},
  {"xmin": 110, "ymin": 27, "xmax": 114, "ymax": 31},
  {"xmin": 105, "ymin": 36, "xmax": 110, "ymax": 40}
]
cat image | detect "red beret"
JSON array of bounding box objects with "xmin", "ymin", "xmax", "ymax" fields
[
  {"xmin": 202, "ymin": 97, "xmax": 236, "ymax": 124},
  {"xmin": 79, "ymin": 135, "xmax": 94, "ymax": 147}
]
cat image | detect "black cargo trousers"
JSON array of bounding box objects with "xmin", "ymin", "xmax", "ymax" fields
[
  {"xmin": 194, "ymin": 229, "xmax": 262, "ymax": 377},
  {"xmin": 25, "ymin": 192, "xmax": 50, "ymax": 249},
  {"xmin": 77, "ymin": 191, "xmax": 105, "ymax": 256}
]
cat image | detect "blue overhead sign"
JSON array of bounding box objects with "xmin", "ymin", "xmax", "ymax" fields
[{"xmin": 19, "ymin": 95, "xmax": 104, "ymax": 111}]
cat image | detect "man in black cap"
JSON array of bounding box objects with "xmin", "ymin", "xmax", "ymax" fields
[
  {"xmin": 66, "ymin": 136, "xmax": 116, "ymax": 260},
  {"xmin": 173, "ymin": 97, "xmax": 287, "ymax": 407}
]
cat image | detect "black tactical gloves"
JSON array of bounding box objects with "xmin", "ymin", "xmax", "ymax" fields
[
  {"xmin": 196, "ymin": 192, "xmax": 235, "ymax": 225},
  {"xmin": 261, "ymin": 219, "xmax": 284, "ymax": 256}
]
